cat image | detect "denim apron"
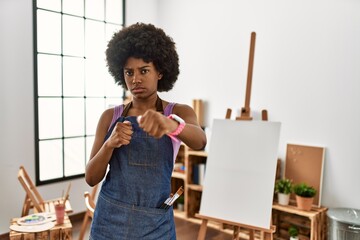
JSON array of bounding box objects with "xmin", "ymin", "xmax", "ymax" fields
[{"xmin": 90, "ymin": 98, "xmax": 176, "ymax": 240}]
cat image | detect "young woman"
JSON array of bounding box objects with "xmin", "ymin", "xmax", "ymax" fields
[{"xmin": 85, "ymin": 23, "xmax": 207, "ymax": 239}]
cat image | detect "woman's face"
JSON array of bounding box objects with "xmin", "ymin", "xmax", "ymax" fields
[{"xmin": 123, "ymin": 57, "xmax": 162, "ymax": 99}]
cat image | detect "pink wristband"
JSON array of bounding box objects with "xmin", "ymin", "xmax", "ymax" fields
[{"xmin": 167, "ymin": 114, "xmax": 186, "ymax": 140}]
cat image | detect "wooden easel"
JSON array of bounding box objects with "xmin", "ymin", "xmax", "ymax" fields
[
  {"xmin": 195, "ymin": 214, "xmax": 275, "ymax": 240},
  {"xmin": 196, "ymin": 32, "xmax": 275, "ymax": 240},
  {"xmin": 226, "ymin": 32, "xmax": 268, "ymax": 122}
]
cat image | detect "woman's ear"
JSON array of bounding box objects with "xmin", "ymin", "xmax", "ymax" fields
[{"xmin": 158, "ymin": 73, "xmax": 163, "ymax": 80}]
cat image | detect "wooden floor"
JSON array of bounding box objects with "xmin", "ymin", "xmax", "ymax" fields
[
  {"xmin": 173, "ymin": 217, "xmax": 233, "ymax": 240},
  {"xmin": 72, "ymin": 214, "xmax": 233, "ymax": 240}
]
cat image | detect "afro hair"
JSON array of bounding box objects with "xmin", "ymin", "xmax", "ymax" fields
[{"xmin": 105, "ymin": 22, "xmax": 180, "ymax": 92}]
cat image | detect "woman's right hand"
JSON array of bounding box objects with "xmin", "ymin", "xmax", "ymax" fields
[{"xmin": 106, "ymin": 120, "xmax": 133, "ymax": 148}]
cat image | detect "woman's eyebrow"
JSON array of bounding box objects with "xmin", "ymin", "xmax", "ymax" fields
[
  {"xmin": 124, "ymin": 65, "xmax": 151, "ymax": 70},
  {"xmin": 139, "ymin": 65, "xmax": 151, "ymax": 69}
]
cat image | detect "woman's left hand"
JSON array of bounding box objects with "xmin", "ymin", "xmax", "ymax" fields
[{"xmin": 137, "ymin": 110, "xmax": 178, "ymax": 138}]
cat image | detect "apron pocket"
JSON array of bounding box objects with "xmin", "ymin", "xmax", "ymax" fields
[
  {"xmin": 128, "ymin": 204, "xmax": 174, "ymax": 239},
  {"xmin": 128, "ymin": 134, "xmax": 159, "ymax": 167}
]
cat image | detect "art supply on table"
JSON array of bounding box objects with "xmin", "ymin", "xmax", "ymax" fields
[
  {"xmin": 10, "ymin": 221, "xmax": 55, "ymax": 233},
  {"xmin": 11, "ymin": 212, "xmax": 56, "ymax": 233},
  {"xmin": 62, "ymin": 182, "xmax": 71, "ymax": 205},
  {"xmin": 16, "ymin": 213, "xmax": 56, "ymax": 226},
  {"xmin": 55, "ymin": 203, "xmax": 65, "ymax": 224}
]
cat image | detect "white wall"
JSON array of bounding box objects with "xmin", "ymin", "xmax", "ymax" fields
[
  {"xmin": 125, "ymin": 0, "xmax": 159, "ymax": 26},
  {"xmin": 155, "ymin": 0, "xmax": 360, "ymax": 210},
  {"xmin": 0, "ymin": 0, "xmax": 92, "ymax": 233},
  {"xmin": 1, "ymin": 0, "xmax": 359, "ymax": 234}
]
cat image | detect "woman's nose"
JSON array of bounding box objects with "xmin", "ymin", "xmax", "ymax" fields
[
  {"xmin": 131, "ymin": 71, "xmax": 142, "ymax": 84},
  {"xmin": 132, "ymin": 74, "xmax": 139, "ymax": 84}
]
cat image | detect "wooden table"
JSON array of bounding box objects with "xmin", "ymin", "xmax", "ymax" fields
[{"xmin": 9, "ymin": 214, "xmax": 72, "ymax": 240}]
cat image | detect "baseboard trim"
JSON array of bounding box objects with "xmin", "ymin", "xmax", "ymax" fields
[{"xmin": 0, "ymin": 211, "xmax": 86, "ymax": 240}]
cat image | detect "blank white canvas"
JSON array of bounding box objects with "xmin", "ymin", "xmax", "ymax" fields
[{"xmin": 199, "ymin": 119, "xmax": 281, "ymax": 229}]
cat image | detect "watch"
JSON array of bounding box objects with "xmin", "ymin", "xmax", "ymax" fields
[{"xmin": 167, "ymin": 114, "xmax": 186, "ymax": 137}]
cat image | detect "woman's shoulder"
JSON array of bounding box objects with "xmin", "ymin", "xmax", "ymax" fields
[
  {"xmin": 102, "ymin": 105, "xmax": 125, "ymax": 125},
  {"xmin": 161, "ymin": 99, "xmax": 188, "ymax": 109},
  {"xmin": 167, "ymin": 102, "xmax": 194, "ymax": 118},
  {"xmin": 171, "ymin": 103, "xmax": 193, "ymax": 112},
  {"xmin": 99, "ymin": 108, "xmax": 115, "ymax": 125},
  {"xmin": 102, "ymin": 107, "xmax": 115, "ymax": 118}
]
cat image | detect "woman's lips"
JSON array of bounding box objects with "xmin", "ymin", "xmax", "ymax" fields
[{"xmin": 131, "ymin": 87, "xmax": 145, "ymax": 93}]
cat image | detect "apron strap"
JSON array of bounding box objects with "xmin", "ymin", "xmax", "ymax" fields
[
  {"xmin": 155, "ymin": 96, "xmax": 164, "ymax": 113},
  {"xmin": 121, "ymin": 101, "xmax": 132, "ymax": 117},
  {"xmin": 121, "ymin": 96, "xmax": 163, "ymax": 117}
]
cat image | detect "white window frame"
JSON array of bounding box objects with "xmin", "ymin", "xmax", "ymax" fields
[{"xmin": 33, "ymin": 0, "xmax": 125, "ymax": 185}]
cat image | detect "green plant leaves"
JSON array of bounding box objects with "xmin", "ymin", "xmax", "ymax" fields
[
  {"xmin": 275, "ymin": 178, "xmax": 293, "ymax": 194},
  {"xmin": 293, "ymin": 183, "xmax": 317, "ymax": 198}
]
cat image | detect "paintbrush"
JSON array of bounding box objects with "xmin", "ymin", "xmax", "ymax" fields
[
  {"xmin": 62, "ymin": 182, "xmax": 71, "ymax": 205},
  {"xmin": 164, "ymin": 186, "xmax": 184, "ymax": 209}
]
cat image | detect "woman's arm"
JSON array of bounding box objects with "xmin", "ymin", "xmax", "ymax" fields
[
  {"xmin": 172, "ymin": 104, "xmax": 207, "ymax": 150},
  {"xmin": 138, "ymin": 104, "xmax": 207, "ymax": 151}
]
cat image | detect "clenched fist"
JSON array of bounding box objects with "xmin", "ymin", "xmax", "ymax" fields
[
  {"xmin": 137, "ymin": 110, "xmax": 178, "ymax": 139},
  {"xmin": 106, "ymin": 120, "xmax": 133, "ymax": 148}
]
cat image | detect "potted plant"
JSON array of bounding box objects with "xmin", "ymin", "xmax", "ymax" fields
[
  {"xmin": 293, "ymin": 183, "xmax": 317, "ymax": 211},
  {"xmin": 288, "ymin": 225, "xmax": 299, "ymax": 240},
  {"xmin": 274, "ymin": 178, "xmax": 293, "ymax": 205}
]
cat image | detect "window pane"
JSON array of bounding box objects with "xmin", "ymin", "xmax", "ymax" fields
[
  {"xmin": 104, "ymin": 24, "xmax": 122, "ymax": 97},
  {"xmin": 63, "ymin": 0, "xmax": 84, "ymax": 16},
  {"xmin": 106, "ymin": 98, "xmax": 123, "ymax": 110},
  {"xmin": 85, "ymin": 59, "xmax": 106, "ymax": 96},
  {"xmin": 38, "ymin": 98, "xmax": 63, "ymax": 139},
  {"xmin": 39, "ymin": 139, "xmax": 63, "ymax": 181},
  {"xmin": 86, "ymin": 0, "xmax": 104, "ymax": 21},
  {"xmin": 37, "ymin": 0, "xmax": 61, "ymax": 12},
  {"xmin": 86, "ymin": 98, "xmax": 105, "ymax": 135},
  {"xmin": 86, "ymin": 136, "xmax": 95, "ymax": 164},
  {"xmin": 37, "ymin": 10, "xmax": 61, "ymax": 54},
  {"xmin": 63, "ymin": 15, "xmax": 84, "ymax": 57},
  {"xmin": 64, "ymin": 98, "xmax": 85, "ymax": 137},
  {"xmin": 64, "ymin": 138, "xmax": 85, "ymax": 176},
  {"xmin": 63, "ymin": 56, "xmax": 84, "ymax": 96},
  {"xmin": 35, "ymin": 0, "xmax": 124, "ymax": 184},
  {"xmin": 85, "ymin": 20, "xmax": 105, "ymax": 59},
  {"xmin": 106, "ymin": 24, "xmax": 122, "ymax": 43},
  {"xmin": 106, "ymin": 0, "xmax": 123, "ymax": 24},
  {"xmin": 105, "ymin": 72, "xmax": 123, "ymax": 97},
  {"xmin": 37, "ymin": 54, "xmax": 62, "ymax": 96}
]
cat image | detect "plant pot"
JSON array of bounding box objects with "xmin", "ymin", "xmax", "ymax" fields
[
  {"xmin": 277, "ymin": 193, "xmax": 290, "ymax": 205},
  {"xmin": 295, "ymin": 195, "xmax": 314, "ymax": 211},
  {"xmin": 290, "ymin": 237, "xmax": 299, "ymax": 240}
]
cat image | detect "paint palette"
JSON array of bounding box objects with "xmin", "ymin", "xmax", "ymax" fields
[
  {"xmin": 16, "ymin": 213, "xmax": 56, "ymax": 226},
  {"xmin": 10, "ymin": 221, "xmax": 55, "ymax": 233}
]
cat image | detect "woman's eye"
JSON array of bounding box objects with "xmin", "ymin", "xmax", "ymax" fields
[
  {"xmin": 125, "ymin": 71, "xmax": 133, "ymax": 76},
  {"xmin": 141, "ymin": 69, "xmax": 149, "ymax": 74}
]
